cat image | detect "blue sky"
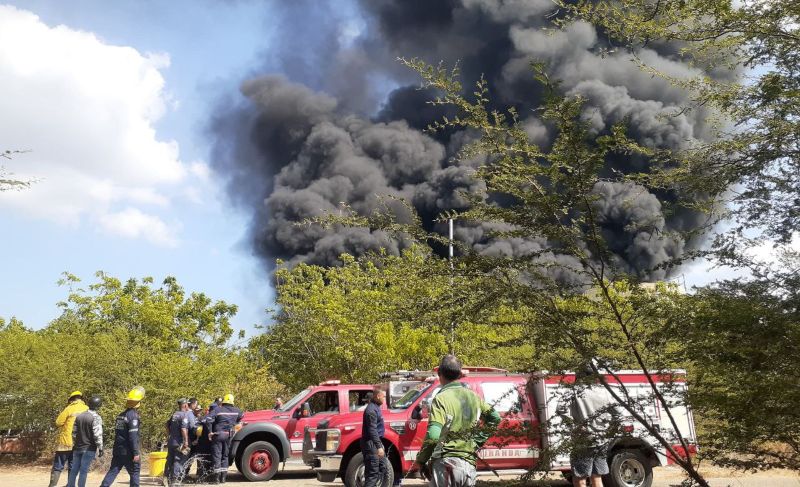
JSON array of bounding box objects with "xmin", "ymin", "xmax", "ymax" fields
[{"xmin": 0, "ymin": 0, "xmax": 297, "ymax": 335}]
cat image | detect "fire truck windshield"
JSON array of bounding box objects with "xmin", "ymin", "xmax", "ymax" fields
[
  {"xmin": 278, "ymin": 387, "xmax": 311, "ymax": 412},
  {"xmin": 392, "ymin": 383, "xmax": 433, "ymax": 409}
]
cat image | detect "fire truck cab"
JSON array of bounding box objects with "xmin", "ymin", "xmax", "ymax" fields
[{"xmin": 231, "ymin": 380, "xmax": 383, "ymax": 481}]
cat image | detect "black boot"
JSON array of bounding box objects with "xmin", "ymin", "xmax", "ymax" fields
[
  {"xmin": 220, "ymin": 472, "xmax": 227, "ymax": 484},
  {"xmin": 48, "ymin": 470, "xmax": 61, "ymax": 487}
]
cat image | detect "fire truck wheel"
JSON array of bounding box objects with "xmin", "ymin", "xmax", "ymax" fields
[
  {"xmin": 604, "ymin": 449, "xmax": 653, "ymax": 487},
  {"xmin": 241, "ymin": 441, "xmax": 280, "ymax": 482},
  {"xmin": 344, "ymin": 452, "xmax": 394, "ymax": 487}
]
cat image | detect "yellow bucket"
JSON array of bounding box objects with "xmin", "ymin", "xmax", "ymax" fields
[{"xmin": 149, "ymin": 451, "xmax": 168, "ymax": 477}]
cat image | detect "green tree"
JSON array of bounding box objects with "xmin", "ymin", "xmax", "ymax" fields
[
  {"xmin": 51, "ymin": 271, "xmax": 238, "ymax": 351},
  {"xmin": 0, "ymin": 273, "xmax": 282, "ymax": 453},
  {"xmin": 256, "ymin": 246, "xmax": 532, "ymax": 390},
  {"xmin": 669, "ymin": 253, "xmax": 800, "ymax": 470},
  {"xmin": 550, "ymin": 1, "xmax": 800, "ymax": 473}
]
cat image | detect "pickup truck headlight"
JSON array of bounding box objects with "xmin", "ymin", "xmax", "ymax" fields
[{"xmin": 325, "ymin": 429, "xmax": 341, "ymax": 452}]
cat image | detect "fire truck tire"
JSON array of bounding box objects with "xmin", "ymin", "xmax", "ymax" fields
[
  {"xmin": 343, "ymin": 452, "xmax": 394, "ymax": 487},
  {"xmin": 241, "ymin": 441, "xmax": 280, "ymax": 482},
  {"xmin": 604, "ymin": 449, "xmax": 653, "ymax": 487}
]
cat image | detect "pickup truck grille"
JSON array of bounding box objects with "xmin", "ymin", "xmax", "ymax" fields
[
  {"xmin": 304, "ymin": 425, "xmax": 341, "ymax": 455},
  {"xmin": 314, "ymin": 429, "xmax": 328, "ymax": 451}
]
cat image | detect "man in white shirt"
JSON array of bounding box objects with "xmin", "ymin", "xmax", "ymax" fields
[{"xmin": 569, "ymin": 365, "xmax": 620, "ymax": 487}]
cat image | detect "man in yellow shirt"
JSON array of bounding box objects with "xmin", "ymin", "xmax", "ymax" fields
[{"xmin": 50, "ymin": 391, "xmax": 89, "ymax": 487}]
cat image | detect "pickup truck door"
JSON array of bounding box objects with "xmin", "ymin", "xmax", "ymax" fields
[
  {"xmin": 479, "ymin": 381, "xmax": 537, "ymax": 470},
  {"xmin": 286, "ymin": 390, "xmax": 341, "ymax": 455},
  {"xmin": 401, "ymin": 386, "xmax": 441, "ymax": 465}
]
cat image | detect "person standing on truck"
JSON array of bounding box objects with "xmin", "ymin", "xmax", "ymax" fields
[
  {"xmin": 361, "ymin": 388, "xmax": 387, "ymax": 487},
  {"xmin": 67, "ymin": 395, "xmax": 103, "ymax": 487},
  {"xmin": 568, "ymin": 364, "xmax": 620, "ymax": 487},
  {"xmin": 410, "ymin": 355, "xmax": 501, "ymax": 487},
  {"xmin": 273, "ymin": 397, "xmax": 283, "ymax": 410},
  {"xmin": 100, "ymin": 386, "xmax": 145, "ymax": 487},
  {"xmin": 49, "ymin": 391, "xmax": 89, "ymax": 487},
  {"xmin": 208, "ymin": 393, "xmax": 243, "ymax": 484},
  {"xmin": 165, "ymin": 398, "xmax": 195, "ymax": 486}
]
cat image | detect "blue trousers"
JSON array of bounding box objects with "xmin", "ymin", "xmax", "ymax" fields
[
  {"xmin": 361, "ymin": 448, "xmax": 386, "ymax": 487},
  {"xmin": 211, "ymin": 431, "xmax": 232, "ymax": 473},
  {"xmin": 100, "ymin": 454, "xmax": 140, "ymax": 487},
  {"xmin": 66, "ymin": 449, "xmax": 96, "ymax": 487},
  {"xmin": 166, "ymin": 445, "xmax": 189, "ymax": 481},
  {"xmin": 52, "ymin": 450, "xmax": 72, "ymax": 472}
]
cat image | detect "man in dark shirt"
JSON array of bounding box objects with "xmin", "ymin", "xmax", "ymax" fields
[
  {"xmin": 360, "ymin": 387, "xmax": 386, "ymax": 487},
  {"xmin": 165, "ymin": 398, "xmax": 195, "ymax": 486},
  {"xmin": 67, "ymin": 395, "xmax": 103, "ymax": 487}
]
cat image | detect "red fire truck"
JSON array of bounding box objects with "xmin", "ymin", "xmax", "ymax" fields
[{"xmin": 304, "ymin": 368, "xmax": 697, "ymax": 487}]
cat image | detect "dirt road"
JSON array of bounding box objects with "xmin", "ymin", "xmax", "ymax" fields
[{"xmin": 0, "ymin": 463, "xmax": 797, "ymax": 487}]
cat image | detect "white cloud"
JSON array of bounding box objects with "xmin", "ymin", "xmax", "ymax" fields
[
  {"xmin": 0, "ymin": 5, "xmax": 186, "ymax": 245},
  {"xmin": 98, "ymin": 207, "xmax": 179, "ymax": 247},
  {"xmin": 188, "ymin": 160, "xmax": 211, "ymax": 182}
]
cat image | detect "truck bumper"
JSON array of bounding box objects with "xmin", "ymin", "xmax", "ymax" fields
[{"xmin": 311, "ymin": 455, "xmax": 342, "ymax": 482}]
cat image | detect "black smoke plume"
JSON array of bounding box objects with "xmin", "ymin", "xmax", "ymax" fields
[{"xmin": 211, "ymin": 0, "xmax": 715, "ymax": 278}]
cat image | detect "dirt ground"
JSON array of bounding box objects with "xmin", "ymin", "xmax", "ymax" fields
[{"xmin": 0, "ymin": 462, "xmax": 798, "ymax": 487}]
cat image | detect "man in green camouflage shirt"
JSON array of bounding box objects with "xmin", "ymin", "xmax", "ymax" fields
[{"xmin": 410, "ymin": 355, "xmax": 502, "ymax": 487}]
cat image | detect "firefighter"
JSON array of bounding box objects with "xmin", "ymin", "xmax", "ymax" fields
[
  {"xmin": 410, "ymin": 355, "xmax": 501, "ymax": 487},
  {"xmin": 195, "ymin": 399, "xmax": 219, "ymax": 481},
  {"xmin": 49, "ymin": 391, "xmax": 89, "ymax": 487},
  {"xmin": 207, "ymin": 393, "xmax": 243, "ymax": 484},
  {"xmin": 100, "ymin": 387, "xmax": 145, "ymax": 487},
  {"xmin": 361, "ymin": 388, "xmax": 387, "ymax": 487},
  {"xmin": 165, "ymin": 398, "xmax": 195, "ymax": 486}
]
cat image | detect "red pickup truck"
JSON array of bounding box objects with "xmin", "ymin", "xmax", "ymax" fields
[
  {"xmin": 231, "ymin": 381, "xmax": 383, "ymax": 481},
  {"xmin": 304, "ymin": 369, "xmax": 697, "ymax": 487}
]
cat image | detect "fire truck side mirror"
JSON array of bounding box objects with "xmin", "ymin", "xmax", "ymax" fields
[
  {"xmin": 293, "ymin": 403, "xmax": 312, "ymax": 419},
  {"xmin": 411, "ymin": 405, "xmax": 422, "ymax": 421}
]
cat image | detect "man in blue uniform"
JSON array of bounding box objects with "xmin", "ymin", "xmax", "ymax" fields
[
  {"xmin": 165, "ymin": 398, "xmax": 195, "ymax": 486},
  {"xmin": 208, "ymin": 393, "xmax": 243, "ymax": 484},
  {"xmin": 100, "ymin": 387, "xmax": 145, "ymax": 487},
  {"xmin": 361, "ymin": 387, "xmax": 386, "ymax": 487}
]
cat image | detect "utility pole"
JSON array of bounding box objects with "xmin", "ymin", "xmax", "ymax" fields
[{"xmin": 448, "ymin": 218, "xmax": 455, "ymax": 354}]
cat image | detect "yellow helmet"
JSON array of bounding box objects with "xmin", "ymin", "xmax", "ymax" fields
[
  {"xmin": 126, "ymin": 386, "xmax": 145, "ymax": 402},
  {"xmin": 69, "ymin": 391, "xmax": 83, "ymax": 399},
  {"xmin": 222, "ymin": 393, "xmax": 235, "ymax": 405}
]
